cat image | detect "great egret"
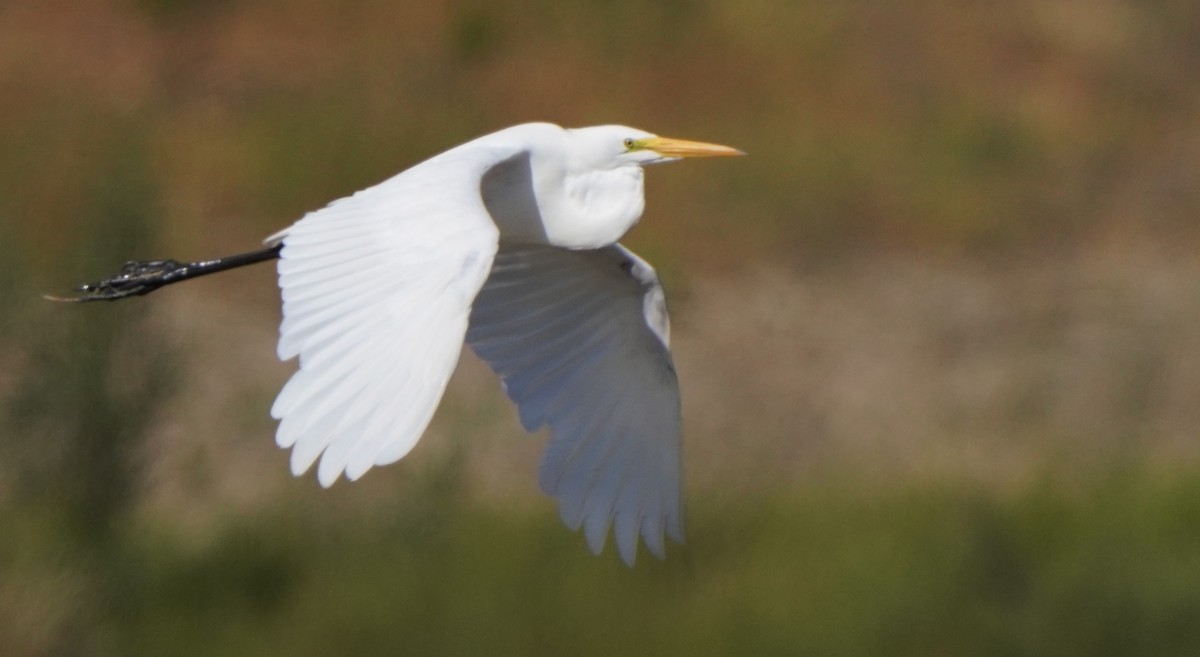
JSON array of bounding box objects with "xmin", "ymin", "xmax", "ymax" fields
[{"xmin": 58, "ymin": 122, "xmax": 743, "ymax": 565}]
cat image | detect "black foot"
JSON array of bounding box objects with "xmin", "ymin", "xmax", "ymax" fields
[
  {"xmin": 44, "ymin": 244, "xmax": 282, "ymax": 303},
  {"xmin": 47, "ymin": 259, "xmax": 189, "ymax": 303}
]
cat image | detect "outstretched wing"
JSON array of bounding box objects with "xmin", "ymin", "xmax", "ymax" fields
[
  {"xmin": 269, "ymin": 143, "xmax": 522, "ymax": 487},
  {"xmin": 466, "ymin": 243, "xmax": 684, "ymax": 565}
]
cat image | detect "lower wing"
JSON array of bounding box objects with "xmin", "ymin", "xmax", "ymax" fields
[{"xmin": 467, "ymin": 243, "xmax": 684, "ymax": 565}]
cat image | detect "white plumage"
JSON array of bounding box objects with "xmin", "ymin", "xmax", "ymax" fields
[{"xmin": 267, "ymin": 122, "xmax": 741, "ymax": 564}]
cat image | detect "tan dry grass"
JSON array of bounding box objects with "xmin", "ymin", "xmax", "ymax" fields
[{"xmin": 134, "ymin": 244, "xmax": 1200, "ymax": 524}]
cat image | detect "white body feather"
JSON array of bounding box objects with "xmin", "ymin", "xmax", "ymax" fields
[{"xmin": 269, "ymin": 122, "xmax": 698, "ymax": 565}]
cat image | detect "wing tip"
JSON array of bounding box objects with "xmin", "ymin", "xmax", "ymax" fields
[
  {"xmin": 289, "ymin": 450, "xmax": 314, "ymax": 478},
  {"xmin": 317, "ymin": 458, "xmax": 344, "ymax": 488}
]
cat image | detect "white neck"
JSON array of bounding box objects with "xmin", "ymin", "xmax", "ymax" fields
[{"xmin": 478, "ymin": 124, "xmax": 647, "ymax": 249}]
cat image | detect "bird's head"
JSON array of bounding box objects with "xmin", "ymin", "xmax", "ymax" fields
[{"xmin": 565, "ymin": 125, "xmax": 744, "ymax": 170}]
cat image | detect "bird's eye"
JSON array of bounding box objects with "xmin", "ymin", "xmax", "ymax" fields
[{"xmin": 623, "ymin": 138, "xmax": 637, "ymax": 150}]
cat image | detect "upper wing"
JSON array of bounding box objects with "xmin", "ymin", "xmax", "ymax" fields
[
  {"xmin": 269, "ymin": 144, "xmax": 522, "ymax": 487},
  {"xmin": 466, "ymin": 243, "xmax": 683, "ymax": 565}
]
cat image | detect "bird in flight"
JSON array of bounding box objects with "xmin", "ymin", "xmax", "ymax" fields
[{"xmin": 55, "ymin": 122, "xmax": 743, "ymax": 565}]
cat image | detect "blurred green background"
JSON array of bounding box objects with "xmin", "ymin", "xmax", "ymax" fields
[{"xmin": 3, "ymin": 1, "xmax": 1200, "ymax": 655}]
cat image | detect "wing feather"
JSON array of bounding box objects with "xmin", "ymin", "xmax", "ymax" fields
[
  {"xmin": 467, "ymin": 243, "xmax": 684, "ymax": 565},
  {"xmin": 271, "ymin": 143, "xmax": 524, "ymax": 486}
]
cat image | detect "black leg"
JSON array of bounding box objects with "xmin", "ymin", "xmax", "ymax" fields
[{"xmin": 46, "ymin": 244, "xmax": 283, "ymax": 303}]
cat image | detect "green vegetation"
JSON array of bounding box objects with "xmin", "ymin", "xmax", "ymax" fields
[{"xmin": 5, "ymin": 471, "xmax": 1200, "ymax": 655}]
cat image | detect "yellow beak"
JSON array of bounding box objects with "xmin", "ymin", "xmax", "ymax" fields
[{"xmin": 642, "ymin": 136, "xmax": 745, "ymax": 158}]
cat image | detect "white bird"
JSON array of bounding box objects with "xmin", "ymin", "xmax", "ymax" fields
[{"xmin": 60, "ymin": 122, "xmax": 743, "ymax": 565}]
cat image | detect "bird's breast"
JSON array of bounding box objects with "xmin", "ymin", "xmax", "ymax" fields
[{"xmin": 542, "ymin": 167, "xmax": 645, "ymax": 249}]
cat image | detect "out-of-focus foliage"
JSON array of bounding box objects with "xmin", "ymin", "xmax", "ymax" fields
[
  {"xmin": 21, "ymin": 472, "xmax": 1200, "ymax": 657},
  {"xmin": 2, "ymin": 0, "xmax": 1200, "ymax": 655},
  {"xmin": 0, "ymin": 117, "xmax": 178, "ymax": 654},
  {"xmin": 3, "ymin": 1, "xmax": 1198, "ymax": 270}
]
